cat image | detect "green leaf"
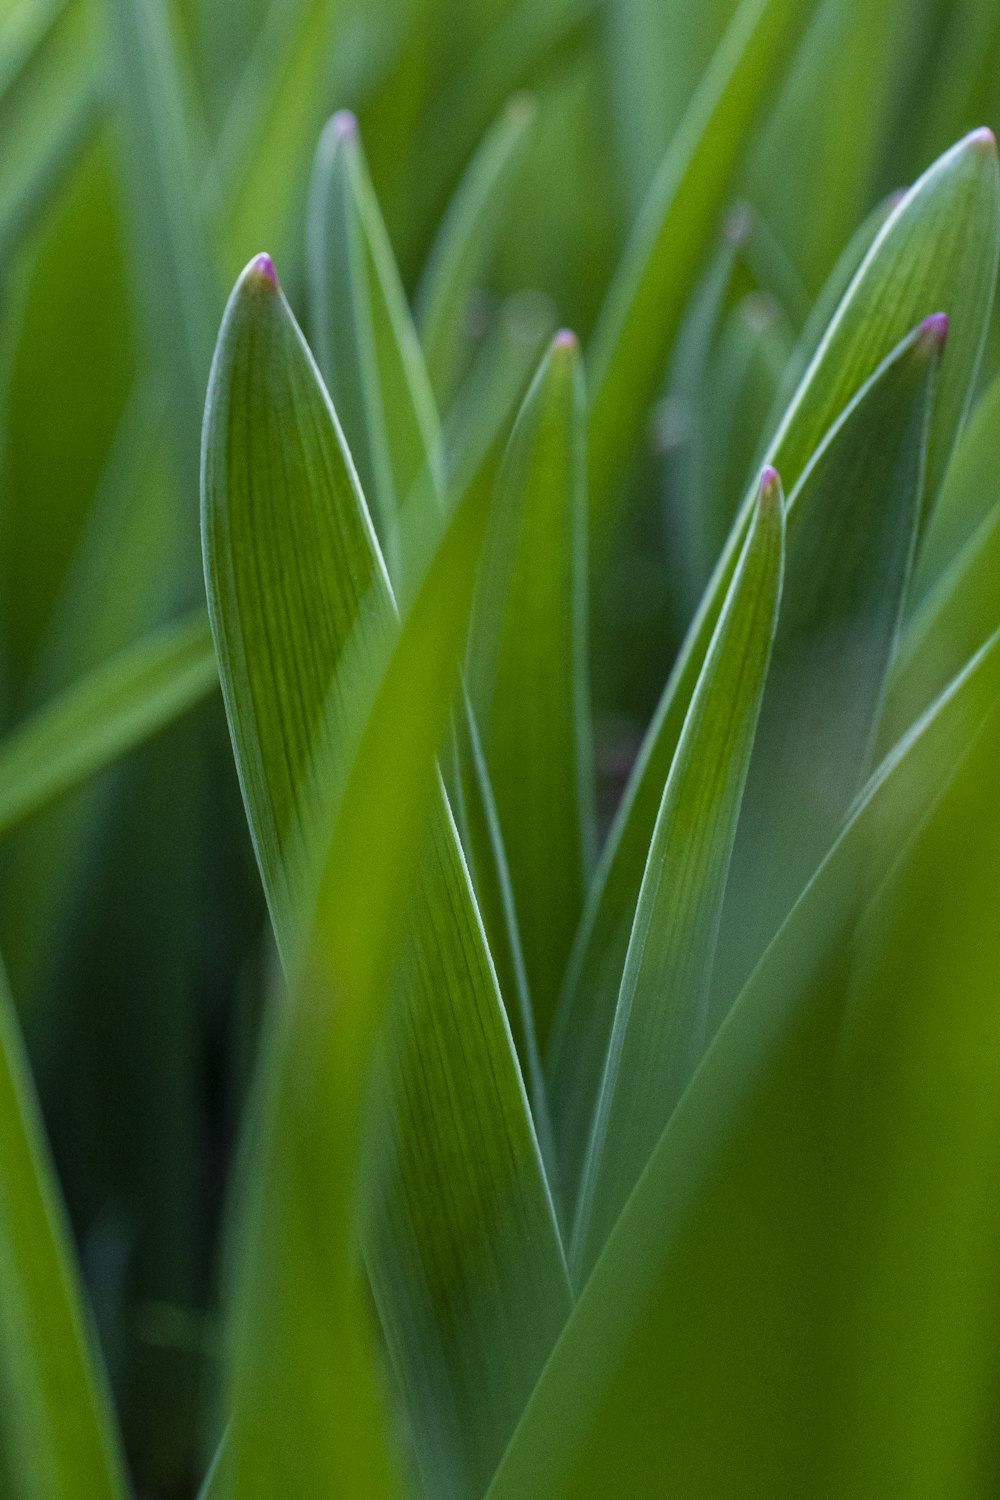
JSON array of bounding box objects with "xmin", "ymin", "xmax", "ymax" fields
[
  {"xmin": 587, "ymin": 0, "xmax": 814, "ymax": 540},
  {"xmin": 713, "ymin": 315, "xmax": 943, "ymax": 1011},
  {"xmin": 209, "ymin": 0, "xmax": 341, "ymax": 271},
  {"xmin": 914, "ymin": 363, "xmax": 1000, "ymax": 597},
  {"xmin": 307, "ymin": 110, "xmax": 444, "ymax": 579},
  {"xmin": 572, "ymin": 467, "xmax": 783, "ymax": 1276},
  {"xmin": 467, "ymin": 330, "xmax": 594, "ymax": 1046},
  {"xmin": 0, "ymin": 0, "xmax": 99, "ymax": 265},
  {"xmin": 443, "ymin": 288, "xmax": 556, "ymax": 498},
  {"xmin": 548, "ymin": 126, "xmax": 1000, "ymax": 1200},
  {"xmin": 887, "ymin": 494, "xmax": 1000, "ymax": 743},
  {"xmin": 222, "ymin": 446, "xmax": 494, "ymax": 1500},
  {"xmin": 0, "ymin": 962, "xmax": 128, "ymax": 1500},
  {"xmin": 203, "ymin": 255, "xmax": 570, "ymax": 1500},
  {"xmin": 100, "ymin": 0, "xmax": 218, "ymax": 503},
  {"xmin": 450, "ymin": 692, "xmax": 554, "ymax": 1177},
  {"xmin": 416, "ymin": 92, "xmax": 537, "ymax": 406},
  {"xmin": 0, "ymin": 612, "xmax": 216, "ymax": 839},
  {"xmin": 202, "ymin": 253, "xmax": 394, "ymax": 949},
  {"xmin": 488, "ymin": 627, "xmax": 1000, "ymax": 1500}
]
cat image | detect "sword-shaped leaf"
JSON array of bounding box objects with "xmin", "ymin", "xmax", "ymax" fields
[
  {"xmin": 489, "ymin": 627, "xmax": 1000, "ymax": 1500},
  {"xmin": 0, "ymin": 964, "xmax": 128, "ymax": 1500},
  {"xmin": 587, "ymin": 0, "xmax": 813, "ymax": 539},
  {"xmin": 307, "ymin": 110, "xmax": 443, "ymax": 579},
  {"xmin": 468, "ymin": 330, "xmax": 595, "ymax": 1047},
  {"xmin": 417, "ymin": 92, "xmax": 537, "ymax": 407},
  {"xmin": 712, "ymin": 315, "xmax": 943, "ymax": 1011},
  {"xmin": 549, "ymin": 126, "xmax": 1000, "ymax": 1203},
  {"xmin": 572, "ymin": 468, "xmax": 783, "ymax": 1276},
  {"xmin": 202, "ymin": 256, "xmax": 570, "ymax": 1500}
]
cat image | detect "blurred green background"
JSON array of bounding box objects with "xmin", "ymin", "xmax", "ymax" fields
[{"xmin": 4, "ymin": 0, "xmax": 1000, "ymax": 1495}]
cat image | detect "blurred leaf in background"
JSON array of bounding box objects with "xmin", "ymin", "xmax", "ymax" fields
[{"xmin": 1, "ymin": 1, "xmax": 1000, "ymax": 1498}]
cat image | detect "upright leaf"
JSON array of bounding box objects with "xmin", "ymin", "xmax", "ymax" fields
[
  {"xmin": 489, "ymin": 628, "xmax": 1000, "ymax": 1500},
  {"xmin": 573, "ymin": 468, "xmax": 783, "ymax": 1275},
  {"xmin": 307, "ymin": 110, "xmax": 443, "ymax": 579},
  {"xmin": 221, "ymin": 447, "xmax": 493, "ymax": 1500},
  {"xmin": 468, "ymin": 330, "xmax": 594, "ymax": 1046},
  {"xmin": 416, "ymin": 92, "xmax": 537, "ymax": 406},
  {"xmin": 713, "ymin": 315, "xmax": 943, "ymax": 1010},
  {"xmin": 100, "ymin": 0, "xmax": 218, "ymax": 505},
  {"xmin": 549, "ymin": 126, "xmax": 1000, "ymax": 1199},
  {"xmin": 203, "ymin": 256, "xmax": 570, "ymax": 1500},
  {"xmin": 0, "ymin": 963, "xmax": 128, "ymax": 1500},
  {"xmin": 587, "ymin": 0, "xmax": 813, "ymax": 538}
]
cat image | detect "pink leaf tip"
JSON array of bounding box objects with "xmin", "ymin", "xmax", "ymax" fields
[
  {"xmin": 331, "ymin": 109, "xmax": 358, "ymax": 141},
  {"xmin": 248, "ymin": 253, "xmax": 278, "ymax": 288},
  {"xmin": 919, "ymin": 312, "xmax": 949, "ymax": 347},
  {"xmin": 968, "ymin": 126, "xmax": 997, "ymax": 153},
  {"xmin": 553, "ymin": 328, "xmax": 579, "ymax": 352},
  {"xmin": 759, "ymin": 465, "xmax": 780, "ymax": 493}
]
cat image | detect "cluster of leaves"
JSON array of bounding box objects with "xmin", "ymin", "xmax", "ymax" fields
[{"xmin": 3, "ymin": 0, "xmax": 1000, "ymax": 1498}]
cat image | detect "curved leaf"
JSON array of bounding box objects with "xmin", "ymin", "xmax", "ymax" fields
[
  {"xmin": 587, "ymin": 0, "xmax": 813, "ymax": 539},
  {"xmin": 202, "ymin": 256, "xmax": 570, "ymax": 1500},
  {"xmin": 549, "ymin": 126, "xmax": 1000, "ymax": 1198},
  {"xmin": 468, "ymin": 330, "xmax": 594, "ymax": 1046},
  {"xmin": 489, "ymin": 627, "xmax": 1000, "ymax": 1500},
  {"xmin": 417, "ymin": 92, "xmax": 537, "ymax": 407},
  {"xmin": 572, "ymin": 468, "xmax": 783, "ymax": 1276},
  {"xmin": 0, "ymin": 963, "xmax": 128, "ymax": 1500},
  {"xmin": 307, "ymin": 109, "xmax": 443, "ymax": 579}
]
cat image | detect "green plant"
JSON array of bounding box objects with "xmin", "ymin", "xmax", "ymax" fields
[{"xmin": 4, "ymin": 2, "xmax": 1000, "ymax": 1498}]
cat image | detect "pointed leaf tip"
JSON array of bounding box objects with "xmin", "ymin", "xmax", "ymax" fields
[
  {"xmin": 553, "ymin": 328, "xmax": 579, "ymax": 353},
  {"xmin": 246, "ymin": 253, "xmax": 278, "ymax": 289},
  {"xmin": 918, "ymin": 312, "xmax": 949, "ymax": 347},
  {"xmin": 758, "ymin": 465, "xmax": 782, "ymax": 508},
  {"xmin": 968, "ymin": 126, "xmax": 997, "ymax": 154},
  {"xmin": 331, "ymin": 109, "xmax": 358, "ymax": 140}
]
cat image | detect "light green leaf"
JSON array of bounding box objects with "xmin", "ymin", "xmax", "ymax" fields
[
  {"xmin": 0, "ymin": 0, "xmax": 99, "ymax": 264},
  {"xmin": 392, "ymin": 0, "xmax": 599, "ymax": 269},
  {"xmin": 442, "ymin": 287, "xmax": 556, "ymax": 499},
  {"xmin": 887, "ymin": 493, "xmax": 1000, "ymax": 743},
  {"xmin": 914, "ymin": 363, "xmax": 1000, "ymax": 597},
  {"xmin": 0, "ymin": 611, "xmax": 216, "ymax": 839},
  {"xmin": 450, "ymin": 691, "xmax": 553, "ymax": 1176},
  {"xmin": 713, "ymin": 316, "xmax": 943, "ymax": 1011},
  {"xmin": 549, "ymin": 126, "xmax": 1000, "ymax": 1200},
  {"xmin": 100, "ymin": 0, "xmax": 218, "ymax": 501},
  {"xmin": 488, "ymin": 626, "xmax": 1000, "ymax": 1500},
  {"xmin": 222, "ymin": 445, "xmax": 494, "ymax": 1500},
  {"xmin": 0, "ymin": 962, "xmax": 128, "ymax": 1500},
  {"xmin": 203, "ymin": 255, "xmax": 570, "ymax": 1500},
  {"xmin": 572, "ymin": 467, "xmax": 783, "ymax": 1276},
  {"xmin": 768, "ymin": 186, "xmax": 903, "ymax": 425},
  {"xmin": 416, "ymin": 92, "xmax": 537, "ymax": 407},
  {"xmin": 587, "ymin": 0, "xmax": 813, "ymax": 539},
  {"xmin": 307, "ymin": 109, "xmax": 444, "ymax": 580},
  {"xmin": 209, "ymin": 0, "xmax": 341, "ymax": 271},
  {"xmin": 468, "ymin": 330, "xmax": 594, "ymax": 1046}
]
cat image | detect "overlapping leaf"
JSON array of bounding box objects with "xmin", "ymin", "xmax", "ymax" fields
[
  {"xmin": 307, "ymin": 110, "xmax": 443, "ymax": 580},
  {"xmin": 587, "ymin": 0, "xmax": 814, "ymax": 537},
  {"xmin": 489, "ymin": 625, "xmax": 1000, "ymax": 1500},
  {"xmin": 549, "ymin": 126, "xmax": 1000, "ymax": 1201},
  {"xmin": 467, "ymin": 330, "xmax": 594, "ymax": 1047},
  {"xmin": 202, "ymin": 256, "xmax": 569, "ymax": 1500},
  {"xmin": 573, "ymin": 468, "xmax": 783, "ymax": 1276}
]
